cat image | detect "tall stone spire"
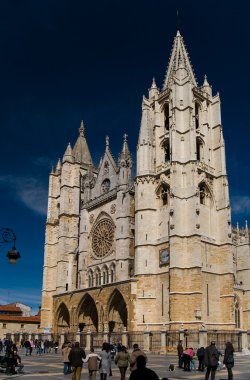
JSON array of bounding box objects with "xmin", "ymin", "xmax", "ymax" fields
[
  {"xmin": 73, "ymin": 120, "xmax": 93, "ymax": 165},
  {"xmin": 163, "ymin": 30, "xmax": 197, "ymax": 89},
  {"xmin": 119, "ymin": 134, "xmax": 132, "ymax": 164}
]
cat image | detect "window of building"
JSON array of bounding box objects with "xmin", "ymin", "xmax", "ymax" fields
[
  {"xmin": 160, "ymin": 184, "xmax": 170, "ymax": 206},
  {"xmin": 21, "ymin": 324, "xmax": 24, "ymax": 329},
  {"xmin": 163, "ymin": 139, "xmax": 170, "ymax": 162},
  {"xmin": 164, "ymin": 103, "xmax": 170, "ymax": 131},
  {"xmin": 195, "ymin": 102, "xmax": 200, "ymax": 129},
  {"xmin": 235, "ymin": 301, "xmax": 240, "ymax": 328},
  {"xmin": 3, "ymin": 323, "xmax": 6, "ymax": 329},
  {"xmin": 196, "ymin": 137, "xmax": 203, "ymax": 161}
]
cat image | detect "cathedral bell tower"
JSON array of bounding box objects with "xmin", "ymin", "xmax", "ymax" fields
[{"xmin": 134, "ymin": 30, "xmax": 234, "ymax": 331}]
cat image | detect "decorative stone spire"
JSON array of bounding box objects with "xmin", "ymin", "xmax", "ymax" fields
[
  {"xmin": 50, "ymin": 165, "xmax": 54, "ymax": 174},
  {"xmin": 163, "ymin": 30, "xmax": 197, "ymax": 89},
  {"xmin": 55, "ymin": 158, "xmax": 61, "ymax": 174},
  {"xmin": 138, "ymin": 96, "xmax": 153, "ymax": 145},
  {"xmin": 202, "ymin": 75, "xmax": 212, "ymax": 96},
  {"xmin": 79, "ymin": 120, "xmax": 85, "ymax": 137},
  {"xmin": 149, "ymin": 78, "xmax": 158, "ymax": 99},
  {"xmin": 63, "ymin": 143, "xmax": 74, "ymax": 163},
  {"xmin": 72, "ymin": 120, "xmax": 93, "ymax": 165},
  {"xmin": 106, "ymin": 135, "xmax": 110, "ymax": 149},
  {"xmin": 119, "ymin": 133, "xmax": 131, "ymax": 163}
]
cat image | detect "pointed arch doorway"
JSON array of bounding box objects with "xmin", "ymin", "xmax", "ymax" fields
[{"xmin": 108, "ymin": 289, "xmax": 128, "ymax": 334}]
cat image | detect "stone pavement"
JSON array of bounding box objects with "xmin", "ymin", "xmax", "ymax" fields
[{"xmin": 0, "ymin": 348, "xmax": 250, "ymax": 379}]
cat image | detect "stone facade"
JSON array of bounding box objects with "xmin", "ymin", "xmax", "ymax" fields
[{"xmin": 40, "ymin": 31, "xmax": 250, "ymax": 344}]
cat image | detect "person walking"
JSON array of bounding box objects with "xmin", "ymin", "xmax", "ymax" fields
[
  {"xmin": 129, "ymin": 343, "xmax": 147, "ymax": 372},
  {"xmin": 83, "ymin": 347, "xmax": 101, "ymax": 380},
  {"xmin": 62, "ymin": 342, "xmax": 72, "ymax": 375},
  {"xmin": 24, "ymin": 339, "xmax": 31, "ymax": 356},
  {"xmin": 182, "ymin": 347, "xmax": 194, "ymax": 372},
  {"xmin": 99, "ymin": 342, "xmax": 112, "ymax": 380},
  {"xmin": 223, "ymin": 342, "xmax": 234, "ymax": 380},
  {"xmin": 177, "ymin": 340, "xmax": 184, "ymax": 368},
  {"xmin": 204, "ymin": 341, "xmax": 220, "ymax": 380},
  {"xmin": 68, "ymin": 342, "xmax": 86, "ymax": 380},
  {"xmin": 115, "ymin": 345, "xmax": 130, "ymax": 380}
]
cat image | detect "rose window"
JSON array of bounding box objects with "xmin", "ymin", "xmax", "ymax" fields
[{"xmin": 92, "ymin": 219, "xmax": 114, "ymax": 258}]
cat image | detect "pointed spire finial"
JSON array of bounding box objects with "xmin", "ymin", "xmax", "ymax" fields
[
  {"xmin": 246, "ymin": 220, "xmax": 248, "ymax": 230},
  {"xmin": 176, "ymin": 9, "xmax": 181, "ymax": 33},
  {"xmin": 106, "ymin": 135, "xmax": 109, "ymax": 147},
  {"xmin": 123, "ymin": 133, "xmax": 128, "ymax": 142},
  {"xmin": 151, "ymin": 77, "xmax": 157, "ymax": 89},
  {"xmin": 79, "ymin": 120, "xmax": 85, "ymax": 137}
]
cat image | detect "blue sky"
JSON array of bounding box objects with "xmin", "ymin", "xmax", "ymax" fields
[{"xmin": 0, "ymin": 0, "xmax": 249, "ymax": 314}]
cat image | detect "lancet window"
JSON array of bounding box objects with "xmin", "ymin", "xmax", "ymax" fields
[
  {"xmin": 164, "ymin": 103, "xmax": 170, "ymax": 131},
  {"xmin": 199, "ymin": 183, "xmax": 211, "ymax": 206},
  {"xmin": 163, "ymin": 139, "xmax": 170, "ymax": 162},
  {"xmin": 235, "ymin": 299, "xmax": 240, "ymax": 328},
  {"xmin": 196, "ymin": 137, "xmax": 203, "ymax": 162},
  {"xmin": 195, "ymin": 102, "xmax": 200, "ymax": 129}
]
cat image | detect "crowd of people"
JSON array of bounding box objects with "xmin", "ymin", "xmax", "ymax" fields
[
  {"xmin": 177, "ymin": 339, "xmax": 235, "ymax": 380},
  {"xmin": 0, "ymin": 336, "xmax": 235, "ymax": 380}
]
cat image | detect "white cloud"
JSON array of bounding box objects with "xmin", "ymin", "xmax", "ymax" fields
[
  {"xmin": 0, "ymin": 175, "xmax": 48, "ymax": 215},
  {"xmin": 231, "ymin": 196, "xmax": 250, "ymax": 214}
]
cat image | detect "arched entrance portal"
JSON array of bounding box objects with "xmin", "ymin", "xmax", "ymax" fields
[
  {"xmin": 108, "ymin": 289, "xmax": 128, "ymax": 333},
  {"xmin": 78, "ymin": 294, "xmax": 98, "ymax": 332},
  {"xmin": 56, "ymin": 302, "xmax": 70, "ymax": 334}
]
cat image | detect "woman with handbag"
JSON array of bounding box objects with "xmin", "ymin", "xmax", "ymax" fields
[{"xmin": 223, "ymin": 342, "xmax": 234, "ymax": 380}]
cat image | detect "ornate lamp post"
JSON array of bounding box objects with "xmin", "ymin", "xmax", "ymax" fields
[{"xmin": 0, "ymin": 227, "xmax": 21, "ymax": 264}]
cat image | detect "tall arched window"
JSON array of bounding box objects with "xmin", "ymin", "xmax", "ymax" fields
[
  {"xmin": 235, "ymin": 300, "xmax": 240, "ymax": 328},
  {"xmin": 196, "ymin": 137, "xmax": 203, "ymax": 161},
  {"xmin": 110, "ymin": 264, "xmax": 115, "ymax": 283},
  {"xmin": 88, "ymin": 270, "xmax": 94, "ymax": 287},
  {"xmin": 164, "ymin": 103, "xmax": 170, "ymax": 131},
  {"xmin": 195, "ymin": 102, "xmax": 200, "ymax": 129},
  {"xmin": 163, "ymin": 139, "xmax": 170, "ymax": 162}
]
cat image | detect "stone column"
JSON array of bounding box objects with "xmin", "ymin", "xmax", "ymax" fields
[
  {"xmin": 199, "ymin": 329, "xmax": 207, "ymax": 348},
  {"xmin": 122, "ymin": 327, "xmax": 128, "ymax": 347},
  {"xmin": 60, "ymin": 333, "xmax": 65, "ymax": 345},
  {"xmin": 103, "ymin": 325, "xmax": 109, "ymax": 343},
  {"xmin": 143, "ymin": 332, "xmax": 151, "ymax": 352},
  {"xmin": 179, "ymin": 329, "xmax": 184, "ymax": 342},
  {"xmin": 240, "ymin": 330, "xmax": 250, "ymax": 353},
  {"xmin": 86, "ymin": 331, "xmax": 92, "ymax": 351},
  {"xmin": 160, "ymin": 329, "xmax": 167, "ymax": 354},
  {"xmin": 75, "ymin": 332, "xmax": 81, "ymax": 343}
]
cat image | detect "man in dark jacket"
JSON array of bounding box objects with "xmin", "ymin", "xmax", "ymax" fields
[
  {"xmin": 204, "ymin": 341, "xmax": 220, "ymax": 380},
  {"xmin": 129, "ymin": 355, "xmax": 159, "ymax": 380},
  {"xmin": 68, "ymin": 342, "xmax": 86, "ymax": 380}
]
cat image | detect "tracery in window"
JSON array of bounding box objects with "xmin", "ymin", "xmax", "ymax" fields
[
  {"xmin": 160, "ymin": 184, "xmax": 170, "ymax": 206},
  {"xmin": 199, "ymin": 183, "xmax": 212, "ymax": 206},
  {"xmin": 92, "ymin": 218, "xmax": 114, "ymax": 258}
]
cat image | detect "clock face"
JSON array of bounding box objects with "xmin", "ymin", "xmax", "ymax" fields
[{"xmin": 160, "ymin": 249, "xmax": 169, "ymax": 265}]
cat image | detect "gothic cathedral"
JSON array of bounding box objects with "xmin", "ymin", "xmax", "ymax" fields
[{"xmin": 41, "ymin": 31, "xmax": 250, "ymax": 348}]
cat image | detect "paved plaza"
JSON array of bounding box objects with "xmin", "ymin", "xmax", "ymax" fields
[{"xmin": 1, "ymin": 348, "xmax": 250, "ymax": 380}]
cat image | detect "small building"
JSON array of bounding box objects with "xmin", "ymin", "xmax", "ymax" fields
[{"xmin": 0, "ymin": 303, "xmax": 41, "ymax": 344}]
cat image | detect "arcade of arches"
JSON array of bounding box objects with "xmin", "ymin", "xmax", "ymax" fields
[{"xmin": 54, "ymin": 287, "xmax": 129, "ymax": 335}]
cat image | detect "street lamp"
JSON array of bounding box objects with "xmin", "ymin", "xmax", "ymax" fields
[{"xmin": 0, "ymin": 227, "xmax": 21, "ymax": 264}]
